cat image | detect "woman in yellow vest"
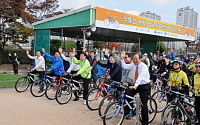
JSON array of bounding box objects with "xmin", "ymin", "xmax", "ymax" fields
[{"xmin": 194, "ymin": 59, "xmax": 200, "ymax": 124}]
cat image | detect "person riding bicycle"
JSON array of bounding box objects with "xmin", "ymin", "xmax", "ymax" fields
[
  {"xmin": 96, "ymin": 53, "xmax": 122, "ymax": 83},
  {"xmin": 42, "ymin": 48, "xmax": 64, "ymax": 79},
  {"xmin": 121, "ymin": 51, "xmax": 151, "ymax": 125},
  {"xmin": 26, "ymin": 50, "xmax": 45, "ymax": 92},
  {"xmin": 167, "ymin": 60, "xmax": 190, "ymax": 101},
  {"xmin": 71, "ymin": 50, "xmax": 91, "ymax": 104},
  {"xmin": 194, "ymin": 58, "xmax": 200, "ymax": 124},
  {"xmin": 187, "ymin": 56, "xmax": 196, "ymax": 71}
]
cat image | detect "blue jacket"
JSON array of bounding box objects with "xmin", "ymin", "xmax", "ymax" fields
[{"xmin": 44, "ymin": 52, "xmax": 64, "ymax": 76}]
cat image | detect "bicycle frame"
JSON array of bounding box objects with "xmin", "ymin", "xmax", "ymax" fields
[
  {"xmin": 114, "ymin": 93, "xmax": 137, "ymax": 117},
  {"xmin": 171, "ymin": 91, "xmax": 195, "ymax": 122}
]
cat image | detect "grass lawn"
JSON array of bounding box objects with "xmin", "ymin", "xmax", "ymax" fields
[{"xmin": 0, "ymin": 73, "xmax": 23, "ymax": 88}]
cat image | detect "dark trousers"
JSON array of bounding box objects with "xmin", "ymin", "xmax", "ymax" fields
[
  {"xmin": 30, "ymin": 70, "xmax": 45, "ymax": 82},
  {"xmin": 73, "ymin": 75, "xmax": 89, "ymax": 100},
  {"xmin": 195, "ymin": 96, "xmax": 200, "ymax": 124},
  {"xmin": 46, "ymin": 71, "xmax": 60, "ymax": 81},
  {"xmin": 124, "ymin": 84, "xmax": 150, "ymax": 125},
  {"xmin": 13, "ymin": 64, "xmax": 18, "ymax": 75}
]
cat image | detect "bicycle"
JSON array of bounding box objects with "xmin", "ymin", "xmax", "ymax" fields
[
  {"xmin": 55, "ymin": 74, "xmax": 84, "ymax": 105},
  {"xmin": 103, "ymin": 83, "xmax": 157, "ymax": 125},
  {"xmin": 45, "ymin": 70, "xmax": 67, "ymax": 100},
  {"xmin": 86, "ymin": 76, "xmax": 112, "ymax": 110},
  {"xmin": 151, "ymin": 74, "xmax": 168, "ymax": 95},
  {"xmin": 15, "ymin": 65, "xmax": 39, "ymax": 92},
  {"xmin": 104, "ymin": 11, "xmax": 119, "ymax": 28},
  {"xmin": 95, "ymin": 69, "xmax": 110, "ymax": 87},
  {"xmin": 161, "ymin": 88, "xmax": 197, "ymax": 125},
  {"xmin": 151, "ymin": 77, "xmax": 170, "ymax": 113},
  {"xmin": 30, "ymin": 71, "xmax": 54, "ymax": 97}
]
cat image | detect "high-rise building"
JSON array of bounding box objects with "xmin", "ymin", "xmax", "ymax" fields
[
  {"xmin": 176, "ymin": 6, "xmax": 198, "ymax": 29},
  {"xmin": 139, "ymin": 11, "xmax": 161, "ymax": 21}
]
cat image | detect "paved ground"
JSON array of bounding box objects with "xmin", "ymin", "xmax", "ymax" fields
[{"xmin": 0, "ymin": 88, "xmax": 163, "ymax": 125}]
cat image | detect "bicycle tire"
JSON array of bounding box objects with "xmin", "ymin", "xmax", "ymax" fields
[
  {"xmin": 98, "ymin": 94, "xmax": 115, "ymax": 118},
  {"xmin": 86, "ymin": 88, "xmax": 104, "ymax": 110},
  {"xmin": 151, "ymin": 90, "xmax": 168, "ymax": 113},
  {"xmin": 45, "ymin": 81, "xmax": 58, "ymax": 100},
  {"xmin": 30, "ymin": 79, "xmax": 47, "ymax": 97},
  {"xmin": 151, "ymin": 83, "xmax": 158, "ymax": 95},
  {"xmin": 103, "ymin": 101, "xmax": 124, "ymax": 125},
  {"xmin": 161, "ymin": 106, "xmax": 185, "ymax": 125},
  {"xmin": 56, "ymin": 84, "xmax": 72, "ymax": 105},
  {"xmin": 15, "ymin": 76, "xmax": 29, "ymax": 92},
  {"xmin": 161, "ymin": 104, "xmax": 176, "ymax": 119}
]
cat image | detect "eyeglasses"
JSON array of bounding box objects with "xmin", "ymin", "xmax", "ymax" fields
[
  {"xmin": 195, "ymin": 66, "xmax": 200, "ymax": 68},
  {"xmin": 125, "ymin": 57, "xmax": 128, "ymax": 59}
]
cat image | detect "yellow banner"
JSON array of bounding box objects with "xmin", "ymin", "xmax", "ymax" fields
[{"xmin": 96, "ymin": 7, "xmax": 195, "ymax": 37}]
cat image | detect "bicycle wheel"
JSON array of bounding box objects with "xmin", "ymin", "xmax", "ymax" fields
[
  {"xmin": 98, "ymin": 94, "xmax": 115, "ymax": 118},
  {"xmin": 151, "ymin": 83, "xmax": 158, "ymax": 95},
  {"xmin": 161, "ymin": 104, "xmax": 176, "ymax": 119},
  {"xmin": 15, "ymin": 76, "xmax": 29, "ymax": 92},
  {"xmin": 56, "ymin": 84, "xmax": 72, "ymax": 105},
  {"xmin": 45, "ymin": 81, "xmax": 58, "ymax": 100},
  {"xmin": 30, "ymin": 79, "xmax": 47, "ymax": 97},
  {"xmin": 161, "ymin": 106, "xmax": 185, "ymax": 125},
  {"xmin": 103, "ymin": 101, "xmax": 124, "ymax": 125},
  {"xmin": 151, "ymin": 91, "xmax": 168, "ymax": 113},
  {"xmin": 86, "ymin": 88, "xmax": 104, "ymax": 110}
]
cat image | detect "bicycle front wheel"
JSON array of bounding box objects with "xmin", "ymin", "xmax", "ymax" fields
[
  {"xmin": 56, "ymin": 84, "xmax": 72, "ymax": 105},
  {"xmin": 15, "ymin": 76, "xmax": 29, "ymax": 92},
  {"xmin": 103, "ymin": 101, "xmax": 124, "ymax": 125},
  {"xmin": 98, "ymin": 94, "xmax": 115, "ymax": 118},
  {"xmin": 45, "ymin": 81, "xmax": 58, "ymax": 100},
  {"xmin": 151, "ymin": 91, "xmax": 168, "ymax": 113},
  {"xmin": 161, "ymin": 106, "xmax": 185, "ymax": 125},
  {"xmin": 30, "ymin": 79, "xmax": 47, "ymax": 97},
  {"xmin": 86, "ymin": 88, "xmax": 104, "ymax": 110}
]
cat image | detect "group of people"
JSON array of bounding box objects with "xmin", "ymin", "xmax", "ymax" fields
[{"xmin": 8, "ymin": 44, "xmax": 200, "ymax": 125}]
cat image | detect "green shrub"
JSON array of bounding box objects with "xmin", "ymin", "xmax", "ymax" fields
[{"xmin": 2, "ymin": 49, "xmax": 32, "ymax": 64}]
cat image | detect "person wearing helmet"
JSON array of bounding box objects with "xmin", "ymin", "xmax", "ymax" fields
[
  {"xmin": 168, "ymin": 60, "xmax": 189, "ymax": 95},
  {"xmin": 194, "ymin": 59, "xmax": 200, "ymax": 124},
  {"xmin": 187, "ymin": 56, "xmax": 196, "ymax": 71}
]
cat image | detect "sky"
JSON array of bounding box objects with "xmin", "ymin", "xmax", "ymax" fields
[{"xmin": 58, "ymin": 0, "xmax": 200, "ymax": 28}]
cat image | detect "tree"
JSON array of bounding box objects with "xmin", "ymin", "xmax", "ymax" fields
[
  {"xmin": 106, "ymin": 42, "xmax": 123, "ymax": 50},
  {"xmin": 156, "ymin": 42, "xmax": 167, "ymax": 53},
  {"xmin": 131, "ymin": 43, "xmax": 139, "ymax": 52},
  {"xmin": 0, "ymin": 0, "xmax": 27, "ymax": 65},
  {"xmin": 92, "ymin": 41, "xmax": 106, "ymax": 50},
  {"xmin": 64, "ymin": 41, "xmax": 76, "ymax": 50},
  {"xmin": 26, "ymin": 0, "xmax": 72, "ymax": 22}
]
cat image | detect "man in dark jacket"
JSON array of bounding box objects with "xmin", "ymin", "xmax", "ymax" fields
[
  {"xmin": 96, "ymin": 54, "xmax": 122, "ymax": 82},
  {"xmin": 88, "ymin": 51, "xmax": 98, "ymax": 84},
  {"xmin": 9, "ymin": 53, "xmax": 20, "ymax": 75},
  {"xmin": 76, "ymin": 38, "xmax": 83, "ymax": 59}
]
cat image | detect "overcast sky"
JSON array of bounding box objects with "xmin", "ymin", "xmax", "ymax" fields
[{"xmin": 58, "ymin": 0, "xmax": 200, "ymax": 28}]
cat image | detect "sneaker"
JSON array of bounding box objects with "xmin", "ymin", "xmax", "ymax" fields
[
  {"xmin": 83, "ymin": 100, "xmax": 86, "ymax": 105},
  {"xmin": 73, "ymin": 97, "xmax": 79, "ymax": 101},
  {"xmin": 38, "ymin": 89, "xmax": 43, "ymax": 93},
  {"xmin": 126, "ymin": 115, "xmax": 132, "ymax": 120}
]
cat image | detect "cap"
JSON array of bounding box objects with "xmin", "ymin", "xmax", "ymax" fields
[
  {"xmin": 189, "ymin": 56, "xmax": 194, "ymax": 59},
  {"xmin": 143, "ymin": 53, "xmax": 148, "ymax": 56},
  {"xmin": 164, "ymin": 56, "xmax": 170, "ymax": 59}
]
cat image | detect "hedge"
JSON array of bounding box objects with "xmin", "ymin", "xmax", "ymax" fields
[{"xmin": 2, "ymin": 49, "xmax": 33, "ymax": 64}]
